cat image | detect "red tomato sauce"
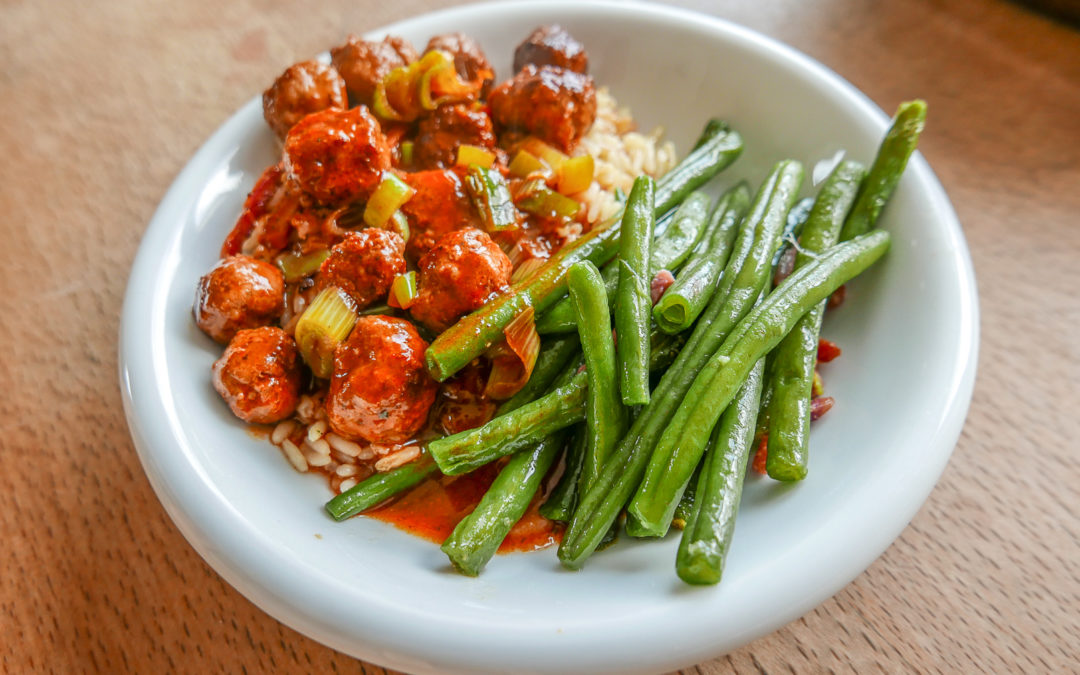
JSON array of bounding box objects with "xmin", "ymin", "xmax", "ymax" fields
[{"xmin": 367, "ymin": 464, "xmax": 563, "ymax": 553}]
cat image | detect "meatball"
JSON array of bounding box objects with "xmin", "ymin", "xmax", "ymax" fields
[
  {"xmin": 513, "ymin": 25, "xmax": 588, "ymax": 74},
  {"xmin": 315, "ymin": 228, "xmax": 406, "ymax": 309},
  {"xmin": 400, "ymin": 169, "xmax": 481, "ymax": 261},
  {"xmin": 262, "ymin": 60, "xmax": 347, "ymax": 140},
  {"xmin": 488, "ymin": 64, "xmax": 597, "ymax": 152},
  {"xmin": 413, "ymin": 104, "xmax": 497, "ymax": 170},
  {"xmin": 410, "ymin": 228, "xmax": 512, "ymax": 333},
  {"xmin": 212, "ymin": 327, "xmax": 302, "ymax": 425},
  {"xmin": 331, "ymin": 35, "xmax": 418, "ymax": 106},
  {"xmin": 283, "ymin": 106, "xmax": 391, "ymax": 205},
  {"xmin": 424, "ymin": 32, "xmax": 494, "ymax": 95},
  {"xmin": 195, "ymin": 255, "xmax": 285, "ymax": 344},
  {"xmin": 326, "ymin": 316, "xmax": 437, "ymax": 443}
]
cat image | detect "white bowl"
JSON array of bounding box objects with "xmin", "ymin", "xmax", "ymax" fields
[{"xmin": 119, "ymin": 1, "xmax": 978, "ymax": 673}]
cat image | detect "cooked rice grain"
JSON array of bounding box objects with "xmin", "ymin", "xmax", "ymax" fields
[
  {"xmin": 375, "ymin": 445, "xmax": 421, "ymax": 472},
  {"xmin": 281, "ymin": 439, "xmax": 307, "ymax": 472},
  {"xmin": 578, "ymin": 88, "xmax": 677, "ymax": 224}
]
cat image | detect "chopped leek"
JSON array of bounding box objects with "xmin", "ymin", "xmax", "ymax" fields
[
  {"xmin": 456, "ymin": 144, "xmax": 496, "ymax": 169},
  {"xmin": 295, "ymin": 286, "xmax": 358, "ymax": 379},
  {"xmin": 277, "ymin": 249, "xmax": 330, "ymax": 283},
  {"xmin": 364, "ymin": 173, "xmax": 416, "ymax": 229},
  {"xmin": 389, "ymin": 271, "xmax": 419, "ymax": 310},
  {"xmin": 400, "ymin": 141, "xmax": 414, "ymax": 166},
  {"xmin": 513, "ymin": 178, "xmax": 580, "ymax": 220},
  {"xmin": 466, "ymin": 166, "xmax": 518, "ymax": 231}
]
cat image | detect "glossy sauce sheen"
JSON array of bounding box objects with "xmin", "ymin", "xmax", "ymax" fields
[{"xmin": 367, "ymin": 463, "xmax": 563, "ymax": 552}]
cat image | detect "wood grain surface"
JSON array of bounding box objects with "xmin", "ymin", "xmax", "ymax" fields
[{"xmin": 2, "ymin": 0, "xmax": 1078, "ymax": 672}]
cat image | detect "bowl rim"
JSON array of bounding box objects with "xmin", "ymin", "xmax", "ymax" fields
[{"xmin": 119, "ymin": 1, "xmax": 979, "ymax": 673}]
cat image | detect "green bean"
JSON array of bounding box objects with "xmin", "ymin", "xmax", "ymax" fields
[
  {"xmin": 626, "ymin": 230, "xmax": 891, "ymax": 538},
  {"xmin": 568, "ymin": 261, "xmax": 628, "ymax": 491},
  {"xmin": 614, "ymin": 176, "xmax": 656, "ymax": 405},
  {"xmin": 324, "ymin": 454, "xmax": 437, "ymax": 521},
  {"xmin": 428, "ymin": 324, "xmax": 687, "ymax": 479},
  {"xmin": 535, "ymin": 192, "xmax": 711, "ymax": 335},
  {"xmin": 624, "ymin": 161, "xmax": 804, "ymax": 538},
  {"xmin": 560, "ymin": 160, "xmax": 804, "ymax": 564},
  {"xmin": 766, "ymin": 160, "xmax": 865, "ymax": 481},
  {"xmin": 840, "ymin": 100, "xmax": 926, "ymax": 241},
  {"xmin": 425, "ymin": 125, "xmax": 743, "ymax": 380},
  {"xmin": 693, "ymin": 119, "xmax": 729, "ymax": 151},
  {"xmin": 671, "ymin": 461, "xmax": 701, "ymax": 530},
  {"xmin": 429, "ymin": 370, "xmax": 587, "ymax": 475},
  {"xmin": 653, "ymin": 183, "xmax": 751, "ymax": 334},
  {"xmin": 441, "ymin": 432, "xmax": 566, "ymax": 576},
  {"xmin": 539, "ymin": 425, "xmax": 586, "ymax": 521},
  {"xmin": 676, "ymin": 357, "xmax": 765, "ymax": 585}
]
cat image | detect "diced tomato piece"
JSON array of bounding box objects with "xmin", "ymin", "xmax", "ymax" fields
[
  {"xmin": 751, "ymin": 435, "xmax": 768, "ymax": 475},
  {"xmin": 817, "ymin": 338, "xmax": 842, "ymax": 363}
]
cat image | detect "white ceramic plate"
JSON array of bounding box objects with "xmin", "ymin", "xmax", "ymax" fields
[{"xmin": 119, "ymin": 2, "xmax": 978, "ymax": 673}]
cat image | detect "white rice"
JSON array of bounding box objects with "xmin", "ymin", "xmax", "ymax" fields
[{"xmin": 578, "ymin": 88, "xmax": 678, "ymax": 224}]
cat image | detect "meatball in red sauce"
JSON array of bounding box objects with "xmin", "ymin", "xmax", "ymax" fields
[
  {"xmin": 513, "ymin": 25, "xmax": 588, "ymax": 74},
  {"xmin": 262, "ymin": 60, "xmax": 347, "ymax": 140},
  {"xmin": 413, "ymin": 103, "xmax": 498, "ymax": 170},
  {"xmin": 326, "ymin": 316, "xmax": 438, "ymax": 443},
  {"xmin": 212, "ymin": 327, "xmax": 302, "ymax": 425},
  {"xmin": 424, "ymin": 33, "xmax": 494, "ymax": 95},
  {"xmin": 489, "ymin": 64, "xmax": 597, "ymax": 152},
  {"xmin": 195, "ymin": 255, "xmax": 285, "ymax": 344},
  {"xmin": 314, "ymin": 228, "xmax": 406, "ymax": 309},
  {"xmin": 331, "ymin": 35, "xmax": 419, "ymax": 106},
  {"xmin": 410, "ymin": 228, "xmax": 512, "ymax": 333},
  {"xmin": 283, "ymin": 106, "xmax": 391, "ymax": 205},
  {"xmin": 400, "ymin": 169, "xmax": 481, "ymax": 261}
]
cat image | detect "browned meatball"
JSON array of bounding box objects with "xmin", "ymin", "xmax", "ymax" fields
[
  {"xmin": 326, "ymin": 316, "xmax": 437, "ymax": 443},
  {"xmin": 212, "ymin": 327, "xmax": 302, "ymax": 425},
  {"xmin": 488, "ymin": 65, "xmax": 597, "ymax": 152},
  {"xmin": 194, "ymin": 255, "xmax": 285, "ymax": 344},
  {"xmin": 315, "ymin": 228, "xmax": 406, "ymax": 309},
  {"xmin": 283, "ymin": 106, "xmax": 391, "ymax": 205},
  {"xmin": 425, "ymin": 33, "xmax": 494, "ymax": 95},
  {"xmin": 331, "ymin": 35, "xmax": 419, "ymax": 106},
  {"xmin": 413, "ymin": 104, "xmax": 497, "ymax": 170},
  {"xmin": 262, "ymin": 60, "xmax": 347, "ymax": 140},
  {"xmin": 400, "ymin": 169, "xmax": 481, "ymax": 261},
  {"xmin": 409, "ymin": 228, "xmax": 512, "ymax": 333},
  {"xmin": 513, "ymin": 25, "xmax": 588, "ymax": 74}
]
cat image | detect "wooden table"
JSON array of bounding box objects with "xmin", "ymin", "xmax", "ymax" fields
[{"xmin": 2, "ymin": 0, "xmax": 1077, "ymax": 671}]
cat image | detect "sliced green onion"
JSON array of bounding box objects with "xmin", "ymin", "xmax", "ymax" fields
[
  {"xmin": 466, "ymin": 166, "xmax": 519, "ymax": 232},
  {"xmin": 400, "ymin": 141, "xmax": 414, "ymax": 166},
  {"xmin": 388, "ymin": 271, "xmax": 419, "ymax": 310},
  {"xmin": 557, "ymin": 155, "xmax": 594, "ymax": 195},
  {"xmin": 364, "ymin": 173, "xmax": 416, "ymax": 229},
  {"xmin": 513, "ymin": 178, "xmax": 580, "ymax": 220},
  {"xmin": 456, "ymin": 144, "xmax": 496, "ymax": 169},
  {"xmin": 277, "ymin": 249, "xmax": 330, "ymax": 283},
  {"xmin": 295, "ymin": 286, "xmax": 358, "ymax": 379},
  {"xmin": 508, "ymin": 149, "xmax": 552, "ymax": 179}
]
